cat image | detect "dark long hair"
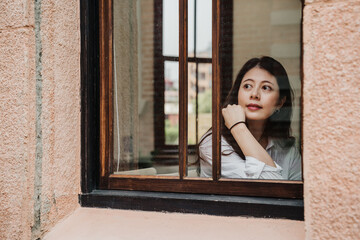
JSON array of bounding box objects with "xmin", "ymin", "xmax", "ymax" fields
[{"xmin": 198, "ymin": 56, "xmax": 294, "ymax": 160}]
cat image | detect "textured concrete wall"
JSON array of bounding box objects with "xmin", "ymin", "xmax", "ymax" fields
[
  {"xmin": 0, "ymin": 1, "xmax": 35, "ymax": 239},
  {"xmin": 303, "ymin": 0, "xmax": 360, "ymax": 239},
  {"xmin": 0, "ymin": 0, "xmax": 80, "ymax": 239}
]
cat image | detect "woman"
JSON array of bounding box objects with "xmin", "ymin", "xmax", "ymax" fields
[{"xmin": 199, "ymin": 56, "xmax": 302, "ymax": 180}]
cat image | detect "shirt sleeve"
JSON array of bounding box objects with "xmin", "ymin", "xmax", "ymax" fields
[
  {"xmin": 199, "ymin": 138, "xmax": 213, "ymax": 178},
  {"xmin": 244, "ymin": 156, "xmax": 283, "ymax": 179},
  {"xmin": 199, "ymin": 136, "xmax": 283, "ymax": 179}
]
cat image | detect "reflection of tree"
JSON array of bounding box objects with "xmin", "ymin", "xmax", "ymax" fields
[
  {"xmin": 192, "ymin": 89, "xmax": 211, "ymax": 114},
  {"xmin": 165, "ymin": 119, "xmax": 178, "ymax": 144}
]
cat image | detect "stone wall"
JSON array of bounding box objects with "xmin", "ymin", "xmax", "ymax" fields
[
  {"xmin": 0, "ymin": 0, "xmax": 80, "ymax": 239},
  {"xmin": 303, "ymin": 0, "xmax": 360, "ymax": 239}
]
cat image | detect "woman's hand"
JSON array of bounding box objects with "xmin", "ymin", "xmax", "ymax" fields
[
  {"xmin": 222, "ymin": 104, "xmax": 246, "ymax": 129},
  {"xmin": 222, "ymin": 104, "xmax": 276, "ymax": 167}
]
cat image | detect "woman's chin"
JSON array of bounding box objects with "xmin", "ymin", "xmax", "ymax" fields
[{"xmin": 245, "ymin": 114, "xmax": 269, "ymax": 122}]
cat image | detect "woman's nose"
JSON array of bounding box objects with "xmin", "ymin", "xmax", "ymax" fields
[{"xmin": 250, "ymin": 87, "xmax": 260, "ymax": 100}]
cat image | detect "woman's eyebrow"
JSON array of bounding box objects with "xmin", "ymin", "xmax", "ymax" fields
[
  {"xmin": 242, "ymin": 79, "xmax": 254, "ymax": 83},
  {"xmin": 261, "ymin": 80, "xmax": 275, "ymax": 85},
  {"xmin": 243, "ymin": 79, "xmax": 275, "ymax": 85}
]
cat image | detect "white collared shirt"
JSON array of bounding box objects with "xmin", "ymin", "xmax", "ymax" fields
[{"xmin": 199, "ymin": 134, "xmax": 302, "ymax": 180}]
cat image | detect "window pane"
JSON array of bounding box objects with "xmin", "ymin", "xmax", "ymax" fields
[
  {"xmin": 188, "ymin": 62, "xmax": 197, "ymax": 146},
  {"xmin": 188, "ymin": 62, "xmax": 212, "ymax": 177},
  {"xmin": 164, "ymin": 61, "xmax": 179, "ymax": 145},
  {"xmin": 188, "ymin": 0, "xmax": 212, "ymax": 58},
  {"xmin": 188, "ymin": 63, "xmax": 212, "ymax": 145},
  {"xmin": 188, "ymin": 0, "xmax": 195, "ymax": 58},
  {"xmin": 112, "ymin": 0, "xmax": 179, "ymax": 176},
  {"xmin": 196, "ymin": 63, "xmax": 212, "ymax": 141},
  {"xmin": 163, "ymin": 0, "xmax": 179, "ymax": 56},
  {"xmin": 198, "ymin": 0, "xmax": 302, "ymax": 181},
  {"xmin": 196, "ymin": 0, "xmax": 212, "ymax": 57}
]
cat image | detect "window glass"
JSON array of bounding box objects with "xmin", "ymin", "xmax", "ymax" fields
[
  {"xmin": 187, "ymin": 0, "xmax": 212, "ymax": 177},
  {"xmin": 188, "ymin": 63, "xmax": 212, "ymax": 145},
  {"xmin": 112, "ymin": 0, "xmax": 180, "ymax": 176},
  {"xmin": 165, "ymin": 61, "xmax": 179, "ymax": 145},
  {"xmin": 188, "ymin": 62, "xmax": 212, "ymax": 177},
  {"xmin": 196, "ymin": 0, "xmax": 212, "ymax": 57},
  {"xmin": 188, "ymin": 0, "xmax": 212, "ymax": 58},
  {"xmin": 111, "ymin": 0, "xmax": 302, "ymax": 181},
  {"xmin": 163, "ymin": 0, "xmax": 179, "ymax": 57},
  {"xmin": 198, "ymin": 0, "xmax": 302, "ymax": 181},
  {"xmin": 188, "ymin": 0, "xmax": 195, "ymax": 58}
]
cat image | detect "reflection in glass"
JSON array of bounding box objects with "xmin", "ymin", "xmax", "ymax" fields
[
  {"xmin": 163, "ymin": 0, "xmax": 179, "ymax": 57},
  {"xmin": 188, "ymin": 0, "xmax": 195, "ymax": 58},
  {"xmin": 112, "ymin": 0, "xmax": 180, "ymax": 176},
  {"xmin": 188, "ymin": 0, "xmax": 212, "ymax": 58},
  {"xmin": 164, "ymin": 61, "xmax": 179, "ymax": 145},
  {"xmin": 188, "ymin": 63, "xmax": 212, "ymax": 145},
  {"xmin": 198, "ymin": 0, "xmax": 302, "ymax": 181},
  {"xmin": 186, "ymin": 0, "xmax": 212, "ymax": 178},
  {"xmin": 188, "ymin": 62, "xmax": 212, "ymax": 177},
  {"xmin": 195, "ymin": 0, "xmax": 212, "ymax": 57}
]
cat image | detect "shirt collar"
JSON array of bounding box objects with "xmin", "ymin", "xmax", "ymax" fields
[{"xmin": 266, "ymin": 137, "xmax": 275, "ymax": 151}]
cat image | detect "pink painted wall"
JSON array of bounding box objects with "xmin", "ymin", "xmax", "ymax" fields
[
  {"xmin": 303, "ymin": 0, "xmax": 360, "ymax": 239},
  {"xmin": 0, "ymin": 0, "xmax": 80, "ymax": 239}
]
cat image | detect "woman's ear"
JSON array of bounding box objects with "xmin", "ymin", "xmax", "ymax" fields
[{"xmin": 277, "ymin": 96, "xmax": 286, "ymax": 109}]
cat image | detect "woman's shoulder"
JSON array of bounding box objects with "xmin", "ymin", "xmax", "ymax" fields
[
  {"xmin": 271, "ymin": 137, "xmax": 301, "ymax": 160},
  {"xmin": 199, "ymin": 130, "xmax": 213, "ymax": 147},
  {"xmin": 271, "ymin": 137, "xmax": 296, "ymax": 150}
]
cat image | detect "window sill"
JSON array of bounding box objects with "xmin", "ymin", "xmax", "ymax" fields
[
  {"xmin": 79, "ymin": 190, "xmax": 303, "ymax": 220},
  {"xmin": 44, "ymin": 207, "xmax": 305, "ymax": 240}
]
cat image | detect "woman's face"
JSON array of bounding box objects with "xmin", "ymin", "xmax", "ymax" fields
[{"xmin": 237, "ymin": 67, "xmax": 284, "ymax": 122}]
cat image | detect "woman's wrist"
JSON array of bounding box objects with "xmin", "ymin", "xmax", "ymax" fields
[{"xmin": 229, "ymin": 121, "xmax": 246, "ymax": 132}]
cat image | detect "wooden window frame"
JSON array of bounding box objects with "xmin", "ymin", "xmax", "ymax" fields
[{"xmin": 96, "ymin": 0, "xmax": 303, "ymax": 199}]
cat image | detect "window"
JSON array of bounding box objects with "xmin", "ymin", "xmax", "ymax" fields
[
  {"xmin": 154, "ymin": 0, "xmax": 212, "ymax": 150},
  {"xmin": 95, "ymin": 0, "xmax": 303, "ymax": 198}
]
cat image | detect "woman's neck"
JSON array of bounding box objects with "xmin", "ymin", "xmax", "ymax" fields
[{"xmin": 247, "ymin": 119, "xmax": 266, "ymax": 142}]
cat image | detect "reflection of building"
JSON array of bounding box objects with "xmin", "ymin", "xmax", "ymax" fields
[
  {"xmin": 164, "ymin": 50, "xmax": 213, "ymax": 110},
  {"xmin": 164, "ymin": 75, "xmax": 179, "ymax": 130},
  {"xmin": 164, "ymin": 77, "xmax": 178, "ymax": 100},
  {"xmin": 164, "ymin": 50, "xmax": 213, "ymax": 144},
  {"xmin": 188, "ymin": 59, "xmax": 212, "ymax": 104},
  {"xmin": 164, "ymin": 77, "xmax": 179, "ymax": 127},
  {"xmin": 188, "ymin": 51, "xmax": 212, "ymax": 143}
]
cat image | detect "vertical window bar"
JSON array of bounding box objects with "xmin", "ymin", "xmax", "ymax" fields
[
  {"xmin": 153, "ymin": 0, "xmax": 164, "ymax": 149},
  {"xmin": 212, "ymin": 0, "xmax": 221, "ymax": 180},
  {"xmin": 179, "ymin": 0, "xmax": 188, "ymax": 179},
  {"xmin": 99, "ymin": 0, "xmax": 113, "ymax": 188}
]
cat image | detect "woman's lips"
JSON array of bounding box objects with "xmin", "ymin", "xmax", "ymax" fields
[{"xmin": 247, "ymin": 104, "xmax": 262, "ymax": 110}]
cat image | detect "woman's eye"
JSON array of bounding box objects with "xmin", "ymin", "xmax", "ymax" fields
[
  {"xmin": 262, "ymin": 85, "xmax": 272, "ymax": 91},
  {"xmin": 243, "ymin": 84, "xmax": 252, "ymax": 89}
]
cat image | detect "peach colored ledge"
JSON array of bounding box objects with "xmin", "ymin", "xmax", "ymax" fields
[{"xmin": 44, "ymin": 207, "xmax": 305, "ymax": 240}]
